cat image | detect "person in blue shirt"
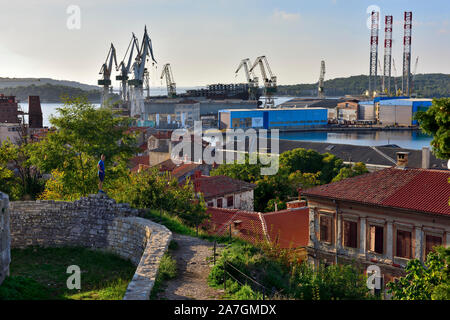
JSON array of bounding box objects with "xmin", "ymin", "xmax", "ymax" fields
[{"xmin": 97, "ymin": 154, "xmax": 105, "ymax": 193}]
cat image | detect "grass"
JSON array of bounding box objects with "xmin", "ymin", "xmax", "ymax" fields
[
  {"xmin": 143, "ymin": 209, "xmax": 231, "ymax": 244},
  {"xmin": 150, "ymin": 247, "xmax": 178, "ymax": 300},
  {"xmin": 1, "ymin": 247, "xmax": 135, "ymax": 300}
]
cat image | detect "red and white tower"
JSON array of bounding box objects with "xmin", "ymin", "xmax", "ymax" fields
[
  {"xmin": 369, "ymin": 11, "xmax": 380, "ymax": 97},
  {"xmin": 382, "ymin": 15, "xmax": 393, "ymax": 95},
  {"xmin": 402, "ymin": 12, "xmax": 412, "ymax": 96}
]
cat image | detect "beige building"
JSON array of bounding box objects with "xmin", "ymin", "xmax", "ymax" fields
[
  {"xmin": 302, "ymin": 153, "xmax": 450, "ymax": 284},
  {"xmin": 0, "ymin": 123, "xmax": 21, "ymax": 144}
]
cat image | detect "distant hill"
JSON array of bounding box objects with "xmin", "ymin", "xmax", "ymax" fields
[
  {"xmin": 0, "ymin": 77, "xmax": 99, "ymax": 91},
  {"xmin": 0, "ymin": 83, "xmax": 102, "ymax": 103},
  {"xmin": 277, "ymin": 73, "xmax": 450, "ymax": 98}
]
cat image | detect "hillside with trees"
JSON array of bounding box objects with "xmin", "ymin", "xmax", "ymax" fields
[
  {"xmin": 0, "ymin": 84, "xmax": 102, "ymax": 103},
  {"xmin": 277, "ymin": 73, "xmax": 450, "ymax": 98}
]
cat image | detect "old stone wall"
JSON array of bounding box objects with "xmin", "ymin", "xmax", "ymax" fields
[
  {"xmin": 8, "ymin": 194, "xmax": 172, "ymax": 300},
  {"xmin": 0, "ymin": 192, "xmax": 10, "ymax": 285}
]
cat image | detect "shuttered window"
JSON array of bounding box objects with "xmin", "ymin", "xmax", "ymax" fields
[
  {"xmin": 369, "ymin": 225, "xmax": 384, "ymax": 254},
  {"xmin": 343, "ymin": 220, "xmax": 358, "ymax": 248},
  {"xmin": 396, "ymin": 230, "xmax": 412, "ymax": 259},
  {"xmin": 425, "ymin": 235, "xmax": 442, "ymax": 257},
  {"xmin": 227, "ymin": 196, "xmax": 234, "ymax": 208},
  {"xmin": 320, "ymin": 216, "xmax": 332, "ymax": 243},
  {"xmin": 217, "ymin": 198, "xmax": 223, "ymax": 208}
]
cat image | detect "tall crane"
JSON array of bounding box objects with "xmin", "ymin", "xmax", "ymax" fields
[
  {"xmin": 235, "ymin": 58, "xmax": 259, "ymax": 100},
  {"xmin": 98, "ymin": 43, "xmax": 118, "ymax": 107},
  {"xmin": 318, "ymin": 60, "xmax": 325, "ymax": 98},
  {"xmin": 392, "ymin": 58, "xmax": 400, "ymax": 96},
  {"xmin": 129, "ymin": 26, "xmax": 157, "ymax": 118},
  {"xmin": 249, "ymin": 56, "xmax": 277, "ymax": 108},
  {"xmin": 116, "ymin": 33, "xmax": 140, "ymax": 103},
  {"xmin": 160, "ymin": 63, "xmax": 176, "ymax": 98},
  {"xmin": 411, "ymin": 56, "xmax": 419, "ymax": 96}
]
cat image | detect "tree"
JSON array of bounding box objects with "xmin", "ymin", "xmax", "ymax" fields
[
  {"xmin": 109, "ymin": 168, "xmax": 209, "ymax": 229},
  {"xmin": 331, "ymin": 162, "xmax": 369, "ymax": 183},
  {"xmin": 29, "ymin": 96, "xmax": 137, "ymax": 200},
  {"xmin": 387, "ymin": 246, "xmax": 450, "ymax": 300},
  {"xmin": 415, "ymin": 97, "xmax": 450, "ymax": 160}
]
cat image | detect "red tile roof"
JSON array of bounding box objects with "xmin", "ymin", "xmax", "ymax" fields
[
  {"xmin": 205, "ymin": 207, "xmax": 309, "ymax": 248},
  {"xmin": 264, "ymin": 208, "xmax": 309, "ymax": 248},
  {"xmin": 302, "ymin": 167, "xmax": 450, "ymax": 216},
  {"xmin": 194, "ymin": 175, "xmax": 255, "ymax": 200},
  {"xmin": 130, "ymin": 155, "xmax": 149, "ymax": 172},
  {"xmin": 172, "ymin": 163, "xmax": 202, "ymax": 179}
]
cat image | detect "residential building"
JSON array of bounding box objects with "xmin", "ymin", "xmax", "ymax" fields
[
  {"xmin": 192, "ymin": 172, "xmax": 256, "ymax": 211},
  {"xmin": 302, "ymin": 153, "xmax": 450, "ymax": 282}
]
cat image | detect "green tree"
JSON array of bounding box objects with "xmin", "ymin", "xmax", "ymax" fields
[
  {"xmin": 387, "ymin": 246, "xmax": 450, "ymax": 300},
  {"xmin": 415, "ymin": 97, "xmax": 450, "ymax": 159},
  {"xmin": 29, "ymin": 96, "xmax": 137, "ymax": 200},
  {"xmin": 331, "ymin": 162, "xmax": 369, "ymax": 182}
]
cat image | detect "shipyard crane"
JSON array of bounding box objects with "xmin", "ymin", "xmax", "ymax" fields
[
  {"xmin": 129, "ymin": 26, "xmax": 157, "ymax": 118},
  {"xmin": 160, "ymin": 63, "xmax": 176, "ymax": 98},
  {"xmin": 98, "ymin": 43, "xmax": 118, "ymax": 107},
  {"xmin": 235, "ymin": 58, "xmax": 259, "ymax": 100},
  {"xmin": 249, "ymin": 56, "xmax": 277, "ymax": 108},
  {"xmin": 116, "ymin": 33, "xmax": 140, "ymax": 103},
  {"xmin": 392, "ymin": 58, "xmax": 401, "ymax": 96},
  {"xmin": 318, "ymin": 60, "xmax": 325, "ymax": 98},
  {"xmin": 411, "ymin": 56, "xmax": 419, "ymax": 96}
]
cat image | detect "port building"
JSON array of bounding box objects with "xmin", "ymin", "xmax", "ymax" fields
[
  {"xmin": 218, "ymin": 108, "xmax": 328, "ymax": 130},
  {"xmin": 377, "ymin": 98, "xmax": 432, "ymax": 126}
]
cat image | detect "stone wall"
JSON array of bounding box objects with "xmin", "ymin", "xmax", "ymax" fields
[
  {"xmin": 8, "ymin": 194, "xmax": 172, "ymax": 300},
  {"xmin": 0, "ymin": 192, "xmax": 10, "ymax": 285}
]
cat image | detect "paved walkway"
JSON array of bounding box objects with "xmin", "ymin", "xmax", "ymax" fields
[{"xmin": 157, "ymin": 233, "xmax": 224, "ymax": 300}]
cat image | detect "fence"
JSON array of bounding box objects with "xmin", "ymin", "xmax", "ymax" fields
[{"xmin": 213, "ymin": 240, "xmax": 287, "ymax": 300}]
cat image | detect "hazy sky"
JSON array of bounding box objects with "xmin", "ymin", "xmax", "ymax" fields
[{"xmin": 0, "ymin": 0, "xmax": 449, "ymax": 87}]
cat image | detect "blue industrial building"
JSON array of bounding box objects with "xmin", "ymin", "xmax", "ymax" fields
[{"xmin": 218, "ymin": 108, "xmax": 328, "ymax": 130}]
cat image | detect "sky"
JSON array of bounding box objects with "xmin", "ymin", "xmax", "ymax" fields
[{"xmin": 0, "ymin": 0, "xmax": 449, "ymax": 87}]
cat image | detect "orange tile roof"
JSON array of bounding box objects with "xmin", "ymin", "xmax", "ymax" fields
[
  {"xmin": 205, "ymin": 207, "xmax": 309, "ymax": 248},
  {"xmin": 194, "ymin": 175, "xmax": 256, "ymax": 200},
  {"xmin": 302, "ymin": 167, "xmax": 450, "ymax": 216}
]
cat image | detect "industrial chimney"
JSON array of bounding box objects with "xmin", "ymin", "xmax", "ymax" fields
[{"xmin": 28, "ymin": 96, "xmax": 43, "ymax": 128}]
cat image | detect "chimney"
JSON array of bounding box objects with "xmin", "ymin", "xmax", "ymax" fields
[
  {"xmin": 28, "ymin": 96, "xmax": 43, "ymax": 128},
  {"xmin": 396, "ymin": 152, "xmax": 409, "ymax": 169},
  {"xmin": 422, "ymin": 147, "xmax": 430, "ymax": 169},
  {"xmin": 297, "ymin": 187, "xmax": 303, "ymax": 201},
  {"xmin": 194, "ymin": 180, "xmax": 201, "ymax": 193}
]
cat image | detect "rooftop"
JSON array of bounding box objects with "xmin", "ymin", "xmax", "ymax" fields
[
  {"xmin": 302, "ymin": 167, "xmax": 450, "ymax": 216},
  {"xmin": 205, "ymin": 206, "xmax": 309, "ymax": 248},
  {"xmin": 193, "ymin": 175, "xmax": 256, "ymax": 199}
]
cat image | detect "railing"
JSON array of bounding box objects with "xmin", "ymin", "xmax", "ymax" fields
[{"xmin": 212, "ymin": 240, "xmax": 287, "ymax": 300}]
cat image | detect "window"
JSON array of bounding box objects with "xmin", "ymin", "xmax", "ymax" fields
[
  {"xmin": 396, "ymin": 230, "xmax": 412, "ymax": 259},
  {"xmin": 369, "ymin": 225, "xmax": 384, "ymax": 254},
  {"xmin": 343, "ymin": 220, "xmax": 358, "ymax": 248},
  {"xmin": 425, "ymin": 235, "xmax": 442, "ymax": 256},
  {"xmin": 216, "ymin": 198, "xmax": 223, "ymax": 208},
  {"xmin": 207, "ymin": 202, "xmax": 213, "ymax": 207},
  {"xmin": 320, "ymin": 215, "xmax": 332, "ymax": 243},
  {"xmin": 226, "ymin": 196, "xmax": 234, "ymax": 208}
]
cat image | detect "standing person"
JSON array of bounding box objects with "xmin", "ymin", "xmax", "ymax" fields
[{"xmin": 97, "ymin": 154, "xmax": 106, "ymax": 193}]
